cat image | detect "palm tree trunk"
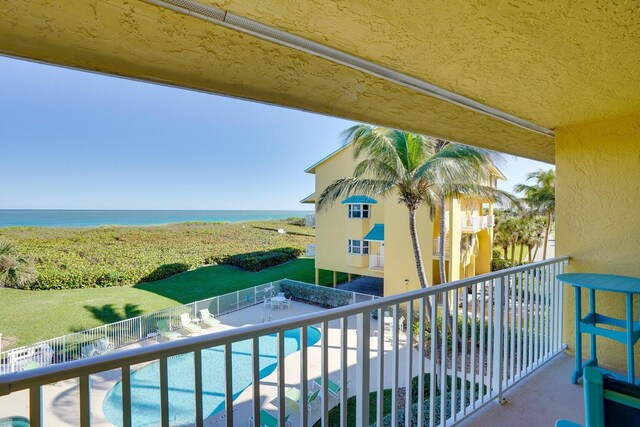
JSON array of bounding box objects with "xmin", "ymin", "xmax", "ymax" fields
[
  {"xmin": 532, "ymin": 240, "xmax": 540, "ymax": 261},
  {"xmin": 409, "ymin": 207, "xmax": 429, "ymax": 289},
  {"xmin": 437, "ymin": 196, "xmax": 458, "ymax": 342},
  {"xmin": 408, "ymin": 207, "xmax": 442, "ymax": 368},
  {"xmin": 438, "ymin": 197, "xmax": 447, "ymax": 285},
  {"xmin": 542, "ymin": 211, "xmax": 552, "ymax": 260},
  {"xmin": 527, "ymin": 244, "xmax": 534, "ymax": 263},
  {"xmin": 519, "ymin": 243, "xmax": 525, "ymax": 264},
  {"xmin": 510, "ymin": 241, "xmax": 516, "ymax": 266}
]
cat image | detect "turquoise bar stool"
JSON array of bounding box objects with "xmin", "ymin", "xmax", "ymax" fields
[{"xmin": 557, "ymin": 273, "xmax": 640, "ymax": 384}]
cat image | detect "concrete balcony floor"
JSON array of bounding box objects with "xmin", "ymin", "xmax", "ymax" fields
[{"xmin": 460, "ymin": 353, "xmax": 585, "ymax": 427}]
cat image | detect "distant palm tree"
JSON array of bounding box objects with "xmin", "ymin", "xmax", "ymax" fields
[
  {"xmin": 520, "ymin": 216, "xmax": 546, "ymax": 263},
  {"xmin": 317, "ymin": 125, "xmax": 509, "ymax": 289},
  {"xmin": 514, "ymin": 169, "xmax": 555, "ymax": 260},
  {"xmin": 0, "ymin": 239, "xmax": 36, "ymax": 288}
]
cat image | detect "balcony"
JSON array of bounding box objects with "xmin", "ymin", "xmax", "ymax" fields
[
  {"xmin": 368, "ymin": 254, "xmax": 384, "ymax": 270},
  {"xmin": 433, "ymin": 237, "xmax": 450, "ymax": 257},
  {"xmin": 305, "ymin": 214, "xmax": 316, "ymax": 227},
  {"xmin": 461, "ymin": 215, "xmax": 494, "ymax": 233},
  {"xmin": 0, "ymin": 257, "xmax": 581, "ymax": 427}
]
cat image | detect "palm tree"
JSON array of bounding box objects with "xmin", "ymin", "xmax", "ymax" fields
[
  {"xmin": 522, "ymin": 216, "xmax": 546, "ymax": 262},
  {"xmin": 0, "ymin": 239, "xmax": 36, "ymax": 288},
  {"xmin": 317, "ymin": 125, "xmax": 508, "ymax": 291},
  {"xmin": 514, "ymin": 169, "xmax": 555, "ymax": 259}
]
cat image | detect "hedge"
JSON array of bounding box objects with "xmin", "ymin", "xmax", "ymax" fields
[
  {"xmin": 212, "ymin": 247, "xmax": 303, "ymax": 271},
  {"xmin": 278, "ymin": 279, "xmax": 354, "ymax": 308}
]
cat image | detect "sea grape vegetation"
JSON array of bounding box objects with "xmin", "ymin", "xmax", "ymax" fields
[{"xmin": 0, "ymin": 220, "xmax": 313, "ymax": 290}]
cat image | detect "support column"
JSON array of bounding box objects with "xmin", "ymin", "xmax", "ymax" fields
[
  {"xmin": 348, "ymin": 273, "xmax": 352, "ymax": 282},
  {"xmin": 315, "ymin": 268, "xmax": 320, "ymax": 286},
  {"xmin": 333, "ymin": 271, "xmax": 337, "ymax": 288}
]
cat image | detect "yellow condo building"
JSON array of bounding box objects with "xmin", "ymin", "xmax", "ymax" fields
[{"xmin": 303, "ymin": 142, "xmax": 503, "ymax": 297}]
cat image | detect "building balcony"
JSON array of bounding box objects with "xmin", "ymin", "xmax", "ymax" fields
[
  {"xmin": 433, "ymin": 236, "xmax": 451, "ymax": 257},
  {"xmin": 305, "ymin": 214, "xmax": 316, "ymax": 227},
  {"xmin": 461, "ymin": 214, "xmax": 494, "ymax": 233},
  {"xmin": 368, "ymin": 254, "xmax": 384, "ymax": 270}
]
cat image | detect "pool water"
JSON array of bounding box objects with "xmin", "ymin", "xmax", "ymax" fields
[{"xmin": 103, "ymin": 327, "xmax": 321, "ymax": 426}]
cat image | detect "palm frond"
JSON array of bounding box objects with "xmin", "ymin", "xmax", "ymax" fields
[{"xmin": 316, "ymin": 177, "xmax": 394, "ymax": 211}]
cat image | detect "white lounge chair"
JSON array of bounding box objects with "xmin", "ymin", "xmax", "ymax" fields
[
  {"xmin": 180, "ymin": 313, "xmax": 202, "ymax": 334},
  {"xmin": 199, "ymin": 309, "xmax": 221, "ymax": 328},
  {"xmin": 95, "ymin": 337, "xmax": 114, "ymax": 355},
  {"xmin": 81, "ymin": 344, "xmax": 97, "ymax": 358},
  {"xmin": 157, "ymin": 319, "xmax": 181, "ymax": 341}
]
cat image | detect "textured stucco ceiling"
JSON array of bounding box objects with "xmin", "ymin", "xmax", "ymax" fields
[
  {"xmin": 211, "ymin": 0, "xmax": 640, "ymax": 130},
  {"xmin": 2, "ymin": 1, "xmax": 637, "ymax": 163}
]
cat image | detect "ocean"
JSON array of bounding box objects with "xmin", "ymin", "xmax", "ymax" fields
[{"xmin": 0, "ymin": 210, "xmax": 313, "ymax": 228}]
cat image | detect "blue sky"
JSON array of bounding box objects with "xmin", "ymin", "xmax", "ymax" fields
[{"xmin": 0, "ymin": 56, "xmax": 551, "ymax": 210}]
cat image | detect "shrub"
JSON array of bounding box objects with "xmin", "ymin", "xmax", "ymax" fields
[
  {"xmin": 0, "ymin": 222, "xmax": 312, "ymax": 290},
  {"xmin": 0, "ymin": 239, "xmax": 37, "ymax": 289},
  {"xmin": 491, "ymin": 256, "xmax": 511, "ymax": 271},
  {"xmin": 217, "ymin": 247, "xmax": 303, "ymax": 271},
  {"xmin": 279, "ymin": 279, "xmax": 353, "ymax": 308}
]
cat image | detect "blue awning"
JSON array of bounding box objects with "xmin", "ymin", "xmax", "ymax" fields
[
  {"xmin": 363, "ymin": 224, "xmax": 384, "ymax": 241},
  {"xmin": 341, "ymin": 195, "xmax": 378, "ymax": 205}
]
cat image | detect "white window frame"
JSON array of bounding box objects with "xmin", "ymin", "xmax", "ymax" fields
[
  {"xmin": 348, "ymin": 239, "xmax": 370, "ymax": 255},
  {"xmin": 348, "ymin": 204, "xmax": 370, "ymax": 218}
]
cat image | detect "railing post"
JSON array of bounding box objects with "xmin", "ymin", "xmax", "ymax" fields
[
  {"xmin": 29, "ymin": 386, "xmax": 42, "ymax": 427},
  {"xmin": 356, "ymin": 311, "xmax": 370, "ymax": 427},
  {"xmin": 492, "ymin": 275, "xmax": 506, "ymax": 404},
  {"xmin": 237, "ymin": 291, "xmax": 240, "ymax": 310}
]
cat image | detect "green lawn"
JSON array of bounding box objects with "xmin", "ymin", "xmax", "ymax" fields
[{"xmin": 0, "ymin": 258, "xmax": 347, "ymax": 348}]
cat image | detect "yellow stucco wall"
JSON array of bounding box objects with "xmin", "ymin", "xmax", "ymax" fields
[
  {"xmin": 314, "ymin": 145, "xmax": 384, "ymax": 280},
  {"xmin": 383, "ymin": 202, "xmax": 434, "ymax": 296},
  {"xmin": 556, "ymin": 111, "xmax": 640, "ymax": 370},
  {"xmin": 312, "ymin": 144, "xmax": 496, "ymax": 296}
]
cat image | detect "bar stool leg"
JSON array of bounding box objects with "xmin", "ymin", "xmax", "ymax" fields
[
  {"xmin": 626, "ymin": 293, "xmax": 635, "ymax": 383},
  {"xmin": 589, "ymin": 289, "xmax": 598, "ymax": 367},
  {"xmin": 572, "ymin": 286, "xmax": 583, "ymax": 384}
]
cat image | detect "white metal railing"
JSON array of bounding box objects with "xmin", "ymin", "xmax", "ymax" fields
[
  {"xmin": 461, "ymin": 215, "xmax": 494, "ymax": 233},
  {"xmin": 0, "ymin": 282, "xmax": 280, "ymax": 375},
  {"xmin": 0, "ymin": 257, "xmax": 569, "ymax": 427},
  {"xmin": 0, "ymin": 279, "xmax": 374, "ymax": 375},
  {"xmin": 369, "ymin": 254, "xmax": 384, "ymax": 269}
]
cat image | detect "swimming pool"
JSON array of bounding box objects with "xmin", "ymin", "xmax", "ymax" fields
[{"xmin": 103, "ymin": 327, "xmax": 321, "ymax": 426}]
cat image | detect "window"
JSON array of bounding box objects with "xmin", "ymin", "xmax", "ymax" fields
[
  {"xmin": 348, "ymin": 204, "xmax": 370, "ymax": 218},
  {"xmin": 348, "ymin": 239, "xmax": 369, "ymax": 255}
]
